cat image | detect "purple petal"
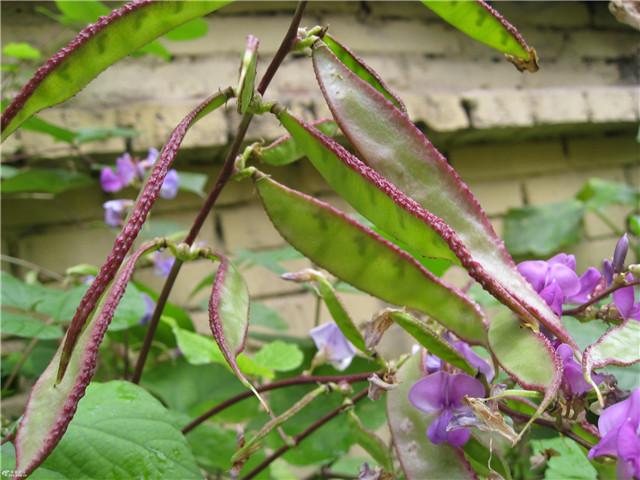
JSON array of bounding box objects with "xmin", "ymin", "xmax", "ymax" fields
[
  {"xmin": 589, "ymin": 427, "xmax": 622, "ymax": 459},
  {"xmin": 103, "ymin": 199, "xmax": 131, "ymax": 227},
  {"xmin": 616, "ymin": 420, "xmax": 640, "ymax": 480},
  {"xmin": 548, "ymin": 253, "xmax": 577, "ymax": 271},
  {"xmin": 599, "ymin": 389, "xmax": 640, "ymax": 437},
  {"xmin": 139, "ymin": 293, "xmax": 156, "ymax": 325},
  {"xmin": 548, "ymin": 262, "xmax": 580, "ymax": 297},
  {"xmin": 426, "ymin": 409, "xmax": 472, "ymax": 447},
  {"xmin": 453, "ymin": 341, "xmax": 494, "ymax": 382},
  {"xmin": 539, "ymin": 280, "xmax": 564, "ymax": 317},
  {"xmin": 408, "ymin": 371, "xmax": 448, "ymax": 413},
  {"xmin": 566, "ymin": 267, "xmax": 601, "ymax": 304},
  {"xmin": 614, "ymin": 286, "xmax": 636, "ymax": 319},
  {"xmin": 151, "ymin": 251, "xmax": 175, "ymax": 278},
  {"xmin": 447, "ymin": 373, "xmax": 485, "ymax": 408},
  {"xmin": 603, "ymin": 260, "xmax": 614, "ymax": 286},
  {"xmin": 115, "ymin": 153, "xmax": 136, "ymax": 185},
  {"xmin": 424, "ymin": 353, "xmax": 443, "ymax": 374},
  {"xmin": 517, "ymin": 260, "xmax": 548, "ymax": 292},
  {"xmin": 160, "ymin": 169, "xmax": 180, "ymax": 199},
  {"xmin": 100, "ymin": 168, "xmax": 124, "ymax": 193},
  {"xmin": 612, "ymin": 234, "xmax": 629, "ymax": 274},
  {"xmin": 309, "ymin": 322, "xmax": 356, "ymax": 371},
  {"xmin": 557, "ymin": 344, "xmax": 592, "ymax": 396}
]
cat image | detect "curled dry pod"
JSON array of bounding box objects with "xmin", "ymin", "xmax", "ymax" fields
[
  {"xmin": 387, "ymin": 354, "xmax": 477, "ymax": 480},
  {"xmin": 1, "ymin": 0, "xmax": 231, "ymax": 140},
  {"xmin": 254, "ymin": 173, "xmax": 487, "ymax": 346},
  {"xmin": 57, "ymin": 89, "xmax": 233, "ymax": 381},
  {"xmin": 311, "ymin": 42, "xmax": 576, "ymax": 348},
  {"xmin": 14, "ymin": 241, "xmax": 163, "ymax": 478}
]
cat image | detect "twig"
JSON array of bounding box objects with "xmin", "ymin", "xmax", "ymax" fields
[
  {"xmin": 562, "ymin": 279, "xmax": 640, "ymax": 316},
  {"xmin": 241, "ymin": 388, "xmax": 369, "ymax": 480},
  {"xmin": 498, "ymin": 404, "xmax": 594, "ymax": 449},
  {"xmin": 0, "ymin": 255, "xmax": 64, "ymax": 281},
  {"xmin": 131, "ymin": 1, "xmax": 308, "ymax": 384},
  {"xmin": 182, "ymin": 372, "xmax": 372, "ymax": 434}
]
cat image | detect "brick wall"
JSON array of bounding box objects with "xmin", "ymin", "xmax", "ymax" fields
[{"xmin": 2, "ymin": 1, "xmax": 638, "ymax": 338}]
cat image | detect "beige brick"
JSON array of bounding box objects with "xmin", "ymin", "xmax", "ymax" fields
[
  {"xmin": 242, "ymin": 257, "xmax": 310, "ymax": 298},
  {"xmin": 218, "ymin": 202, "xmax": 284, "ymax": 250},
  {"xmin": 525, "ymin": 169, "xmax": 627, "ymax": 204},
  {"xmin": 260, "ymin": 293, "xmax": 317, "ymax": 336},
  {"xmin": 497, "ymin": 2, "xmax": 590, "ymax": 28},
  {"xmin": 531, "ymin": 89, "xmax": 589, "ymax": 125},
  {"xmin": 319, "ymin": 291, "xmax": 384, "ymax": 326},
  {"xmin": 521, "ymin": 61, "xmax": 621, "ymax": 89},
  {"xmin": 585, "ymin": 87, "xmax": 639, "ymax": 123},
  {"xmin": 567, "ymin": 237, "xmax": 618, "ymax": 272},
  {"xmin": 451, "ymin": 141, "xmax": 568, "ymax": 181},
  {"xmin": 462, "ymin": 90, "xmax": 534, "ymax": 129},
  {"xmin": 567, "ymin": 136, "xmax": 640, "ymax": 169},
  {"xmin": 584, "ymin": 207, "xmax": 630, "ymax": 239},
  {"xmin": 404, "ymin": 93, "xmax": 469, "ymax": 132},
  {"xmin": 467, "ymin": 180, "xmax": 523, "ymax": 216},
  {"xmin": 565, "ymin": 31, "xmax": 639, "ymax": 60},
  {"xmin": 408, "ymin": 59, "xmax": 522, "ymax": 92}
]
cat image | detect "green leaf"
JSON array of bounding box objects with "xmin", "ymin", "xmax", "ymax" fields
[
  {"xmin": 387, "ymin": 354, "xmax": 476, "ymax": 479},
  {"xmin": 255, "ymin": 174, "xmax": 487, "ymax": 345},
  {"xmin": 176, "ymin": 171, "xmax": 208, "ymax": 197},
  {"xmin": 164, "ymin": 18, "xmax": 209, "ymax": 41},
  {"xmin": 2, "ymin": 1, "xmax": 231, "ymax": 140},
  {"xmin": 259, "ymin": 120, "xmax": 339, "ymax": 166},
  {"xmin": 169, "ymin": 320, "xmax": 226, "ymax": 365},
  {"xmin": 463, "ymin": 436, "xmax": 512, "ymax": 480},
  {"xmin": 1, "ymin": 444, "xmax": 66, "ymax": 480},
  {"xmin": 389, "ymin": 310, "xmax": 476, "ymax": 376},
  {"xmin": 1, "ymin": 165, "xmax": 19, "ymax": 179},
  {"xmin": 237, "ymin": 35, "xmax": 259, "ymax": 115},
  {"xmin": 324, "ymin": 34, "xmax": 405, "ymax": 111},
  {"xmin": 3, "ymin": 42, "xmax": 42, "ymax": 60},
  {"xmin": 133, "ymin": 40, "xmax": 173, "ymax": 61},
  {"xmin": 37, "ymin": 381, "xmax": 201, "ymax": 479},
  {"xmin": 250, "ymin": 301, "xmax": 288, "ymax": 331},
  {"xmin": 421, "ymin": 0, "xmax": 536, "ymax": 67},
  {"xmin": 576, "ymin": 178, "xmax": 640, "ymax": 210},
  {"xmin": 54, "ymin": 0, "xmax": 110, "ymax": 24},
  {"xmin": 347, "ymin": 411, "xmax": 394, "ymax": 472},
  {"xmin": 254, "ymin": 340, "xmax": 303, "ymax": 372},
  {"xmin": 504, "ymin": 201, "xmax": 585, "ymax": 257},
  {"xmin": 0, "ymin": 311, "xmax": 63, "ymax": 339},
  {"xmin": 531, "ymin": 437, "xmax": 597, "ymax": 480},
  {"xmin": 630, "ymin": 214, "xmax": 640, "ymax": 237},
  {"xmin": 0, "ymin": 271, "xmax": 48, "ymax": 310},
  {"xmin": 235, "ymin": 246, "xmax": 304, "ymax": 274},
  {"xmin": 73, "ymin": 126, "xmax": 138, "ymax": 144},
  {"xmin": 22, "ymin": 116, "xmax": 77, "ymax": 143},
  {"xmin": 1, "ymin": 168, "xmax": 93, "ymax": 195}
]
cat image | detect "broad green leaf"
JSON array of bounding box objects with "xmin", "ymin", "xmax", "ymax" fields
[
  {"xmin": 37, "ymin": 381, "xmax": 201, "ymax": 479},
  {"xmin": 237, "ymin": 35, "xmax": 259, "ymax": 115},
  {"xmin": 347, "ymin": 411, "xmax": 394, "ymax": 472},
  {"xmin": 3, "ymin": 42, "xmax": 41, "ymax": 60},
  {"xmin": 324, "ymin": 34, "xmax": 406, "ymax": 111},
  {"xmin": 164, "ymin": 18, "xmax": 209, "ymax": 41},
  {"xmin": 235, "ymin": 246, "xmax": 304, "ymax": 274},
  {"xmin": 176, "ymin": 171, "xmax": 208, "ymax": 197},
  {"xmin": 531, "ymin": 437, "xmax": 597, "ymax": 480},
  {"xmin": 1, "ymin": 444, "xmax": 66, "ymax": 480},
  {"xmin": 422, "ymin": 0, "xmax": 537, "ymax": 70},
  {"xmin": 630, "ymin": 214, "xmax": 640, "ymax": 236},
  {"xmin": 389, "ymin": 310, "xmax": 476, "ymax": 376},
  {"xmin": 169, "ymin": 320, "xmax": 226, "ymax": 365},
  {"xmin": 504, "ymin": 201, "xmax": 585, "ymax": 257},
  {"xmin": 255, "ymin": 174, "xmax": 487, "ymax": 345},
  {"xmin": 576, "ymin": 178, "xmax": 639, "ymax": 210},
  {"xmin": 387, "ymin": 354, "xmax": 476, "ymax": 479},
  {"xmin": 250, "ymin": 301, "xmax": 288, "ymax": 331},
  {"xmin": 254, "ymin": 340, "xmax": 303, "ymax": 372},
  {"xmin": 1, "ymin": 311, "xmax": 63, "ymax": 339},
  {"xmin": 73, "ymin": 126, "xmax": 138, "ymax": 144},
  {"xmin": 21, "ymin": 116, "xmax": 77, "ymax": 143},
  {"xmin": 1, "ymin": 169, "xmax": 93, "ymax": 195},
  {"xmin": 2, "ymin": 1, "xmax": 231, "ymax": 140},
  {"xmin": 258, "ymin": 119, "xmax": 339, "ymax": 166},
  {"xmin": 463, "ymin": 436, "xmax": 512, "ymax": 480},
  {"xmin": 0, "ymin": 271, "xmax": 49, "ymax": 310},
  {"xmin": 54, "ymin": 0, "xmax": 110, "ymax": 24},
  {"xmin": 583, "ymin": 320, "xmax": 640, "ymax": 387},
  {"xmin": 133, "ymin": 40, "xmax": 172, "ymax": 61},
  {"xmin": 311, "ymin": 45, "xmax": 574, "ymax": 345}
]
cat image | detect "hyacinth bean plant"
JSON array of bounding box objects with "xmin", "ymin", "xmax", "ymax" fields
[{"xmin": 1, "ymin": 1, "xmax": 639, "ymax": 479}]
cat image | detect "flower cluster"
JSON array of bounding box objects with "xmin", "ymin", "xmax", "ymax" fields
[
  {"xmin": 589, "ymin": 388, "xmax": 640, "ymax": 479},
  {"xmin": 101, "ymin": 148, "xmax": 180, "ymax": 227}
]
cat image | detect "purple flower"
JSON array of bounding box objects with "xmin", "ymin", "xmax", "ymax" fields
[
  {"xmin": 556, "ymin": 344, "xmax": 603, "ymax": 396},
  {"xmin": 518, "ymin": 253, "xmax": 601, "ymax": 316},
  {"xmin": 309, "ymin": 322, "xmax": 356, "ymax": 371},
  {"xmin": 409, "ymin": 371, "xmax": 484, "ymax": 446},
  {"xmin": 139, "ymin": 293, "xmax": 156, "ymax": 325},
  {"xmin": 100, "ymin": 153, "xmax": 136, "ymax": 192},
  {"xmin": 151, "ymin": 251, "xmax": 175, "ymax": 277},
  {"xmin": 589, "ymin": 388, "xmax": 640, "ymax": 480},
  {"xmin": 103, "ymin": 199, "xmax": 133, "ymax": 227},
  {"xmin": 612, "ymin": 274, "xmax": 640, "ymax": 321},
  {"xmin": 137, "ymin": 147, "xmax": 160, "ymax": 173},
  {"xmin": 160, "ymin": 169, "xmax": 179, "ymax": 199},
  {"xmin": 424, "ymin": 338, "xmax": 494, "ymax": 382}
]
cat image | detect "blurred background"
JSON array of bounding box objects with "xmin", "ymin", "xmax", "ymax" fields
[{"xmin": 1, "ymin": 0, "xmax": 638, "ymax": 421}]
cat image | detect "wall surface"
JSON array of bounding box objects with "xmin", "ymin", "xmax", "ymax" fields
[{"xmin": 1, "ymin": 1, "xmax": 638, "ymax": 339}]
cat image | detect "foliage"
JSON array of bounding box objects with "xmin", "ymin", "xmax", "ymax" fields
[{"xmin": 1, "ymin": 2, "xmax": 639, "ymax": 480}]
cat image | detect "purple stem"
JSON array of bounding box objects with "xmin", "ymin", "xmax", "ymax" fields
[{"xmin": 563, "ymin": 279, "xmax": 640, "ymax": 316}]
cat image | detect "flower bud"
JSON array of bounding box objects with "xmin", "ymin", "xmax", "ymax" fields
[{"xmin": 612, "ymin": 233, "xmax": 628, "ymax": 273}]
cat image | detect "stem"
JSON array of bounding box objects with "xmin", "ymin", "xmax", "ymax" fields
[
  {"xmin": 182, "ymin": 372, "xmax": 372, "ymax": 434},
  {"xmin": 130, "ymin": 1, "xmax": 308, "ymax": 384},
  {"xmin": 563, "ymin": 279, "xmax": 640, "ymax": 316},
  {"xmin": 241, "ymin": 388, "xmax": 369, "ymax": 480},
  {"xmin": 0, "ymin": 255, "xmax": 64, "ymax": 281},
  {"xmin": 498, "ymin": 404, "xmax": 593, "ymax": 449}
]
